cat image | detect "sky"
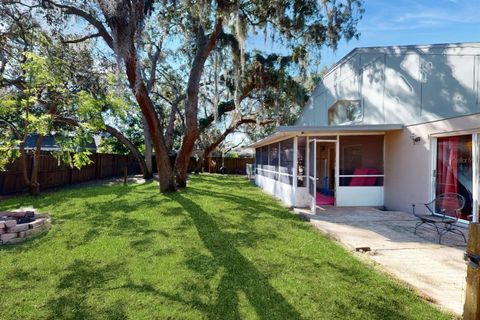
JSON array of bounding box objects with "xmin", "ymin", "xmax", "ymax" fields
[
  {"xmin": 234, "ymin": 0, "xmax": 480, "ymax": 148},
  {"xmin": 248, "ymin": 0, "xmax": 480, "ymax": 70}
]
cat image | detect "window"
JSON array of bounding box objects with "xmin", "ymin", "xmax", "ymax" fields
[
  {"xmin": 339, "ymin": 135, "xmax": 384, "ymax": 186},
  {"xmin": 328, "ymin": 100, "xmax": 362, "ymax": 125}
]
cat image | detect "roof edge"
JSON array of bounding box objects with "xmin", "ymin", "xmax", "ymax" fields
[
  {"xmin": 278, "ymin": 124, "xmax": 404, "ymax": 132},
  {"xmin": 249, "ymin": 124, "xmax": 404, "ymax": 148},
  {"xmin": 322, "ymin": 41, "xmax": 480, "ymax": 79}
]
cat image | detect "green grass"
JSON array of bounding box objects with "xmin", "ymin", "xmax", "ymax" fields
[{"xmin": 0, "ymin": 174, "xmax": 451, "ymax": 320}]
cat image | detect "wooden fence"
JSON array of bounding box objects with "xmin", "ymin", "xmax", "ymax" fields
[
  {"xmin": 0, "ymin": 153, "xmax": 254, "ymax": 195},
  {"xmin": 0, "ymin": 153, "xmax": 141, "ymax": 195},
  {"xmin": 204, "ymin": 156, "xmax": 255, "ymax": 175}
]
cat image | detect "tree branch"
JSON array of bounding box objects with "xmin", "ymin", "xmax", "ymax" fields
[
  {"xmin": 42, "ymin": 1, "xmax": 114, "ymax": 49},
  {"xmin": 146, "ymin": 40, "xmax": 164, "ymax": 93},
  {"xmin": 61, "ymin": 33, "xmax": 101, "ymax": 44},
  {"xmin": 53, "ymin": 115, "xmax": 151, "ymax": 178},
  {"xmin": 165, "ymin": 94, "xmax": 186, "ymax": 149},
  {"xmin": 199, "ymin": 81, "xmax": 255, "ymax": 131},
  {"xmin": 0, "ymin": 77, "xmax": 26, "ymax": 90},
  {"xmin": 0, "ymin": 118, "xmax": 22, "ymax": 139}
]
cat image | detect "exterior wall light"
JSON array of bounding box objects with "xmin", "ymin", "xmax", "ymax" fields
[{"xmin": 411, "ymin": 134, "xmax": 421, "ymax": 145}]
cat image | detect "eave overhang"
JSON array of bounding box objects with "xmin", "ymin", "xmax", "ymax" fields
[{"xmin": 248, "ymin": 124, "xmax": 404, "ymax": 148}]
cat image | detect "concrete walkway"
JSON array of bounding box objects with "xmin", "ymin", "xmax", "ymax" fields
[{"xmin": 295, "ymin": 206, "xmax": 467, "ymax": 316}]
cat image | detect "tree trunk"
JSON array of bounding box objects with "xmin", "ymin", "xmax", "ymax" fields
[
  {"xmin": 196, "ymin": 133, "xmax": 228, "ymax": 174},
  {"xmin": 165, "ymin": 95, "xmax": 185, "ymax": 150},
  {"xmin": 18, "ymin": 142, "xmax": 30, "ymax": 187},
  {"xmin": 124, "ymin": 52, "xmax": 176, "ymax": 193},
  {"xmin": 195, "ymin": 118, "xmax": 273, "ymax": 174},
  {"xmin": 104, "ymin": 125, "xmax": 152, "ymax": 180},
  {"xmin": 141, "ymin": 114, "xmax": 153, "ymax": 176},
  {"xmin": 194, "ymin": 154, "xmax": 205, "ymax": 173},
  {"xmin": 175, "ymin": 19, "xmax": 223, "ymax": 188},
  {"xmin": 29, "ymin": 134, "xmax": 44, "ymax": 196}
]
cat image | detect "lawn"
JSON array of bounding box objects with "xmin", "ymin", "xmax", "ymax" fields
[{"xmin": 0, "ymin": 175, "xmax": 451, "ymax": 320}]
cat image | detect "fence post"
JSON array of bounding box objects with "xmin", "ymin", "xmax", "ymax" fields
[{"xmin": 464, "ymin": 223, "xmax": 480, "ymax": 320}]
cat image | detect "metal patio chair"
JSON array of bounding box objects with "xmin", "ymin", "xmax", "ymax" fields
[{"xmin": 411, "ymin": 193, "xmax": 466, "ymax": 244}]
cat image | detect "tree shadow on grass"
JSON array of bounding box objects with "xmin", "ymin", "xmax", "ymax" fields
[
  {"xmin": 61, "ymin": 207, "xmax": 158, "ymax": 250},
  {"xmin": 47, "ymin": 259, "xmax": 128, "ymax": 320},
  {"xmin": 168, "ymin": 192, "xmax": 302, "ymax": 320},
  {"xmin": 187, "ymin": 176, "xmax": 306, "ymax": 223}
]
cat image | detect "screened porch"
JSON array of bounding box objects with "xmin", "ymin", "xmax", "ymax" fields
[{"xmin": 251, "ymin": 124, "xmax": 404, "ymax": 211}]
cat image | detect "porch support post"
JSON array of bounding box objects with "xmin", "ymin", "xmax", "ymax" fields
[
  {"xmin": 473, "ymin": 133, "xmax": 479, "ymax": 223},
  {"xmin": 293, "ymin": 136, "xmax": 298, "ymax": 207},
  {"xmin": 306, "ymin": 137, "xmax": 309, "ymax": 194},
  {"xmin": 335, "ymin": 135, "xmax": 340, "ymax": 206}
]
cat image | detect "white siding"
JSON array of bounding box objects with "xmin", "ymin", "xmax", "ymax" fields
[
  {"xmin": 295, "ymin": 43, "xmax": 480, "ymax": 127},
  {"xmin": 421, "ymin": 54, "xmax": 477, "ymax": 121},
  {"xmin": 383, "ymin": 54, "xmax": 421, "ymax": 124},
  {"xmin": 361, "ymin": 53, "xmax": 385, "ymax": 124}
]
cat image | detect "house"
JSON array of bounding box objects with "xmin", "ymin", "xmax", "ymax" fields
[
  {"xmin": 250, "ymin": 42, "xmax": 480, "ymax": 223},
  {"xmin": 23, "ymin": 134, "xmax": 98, "ymax": 152}
]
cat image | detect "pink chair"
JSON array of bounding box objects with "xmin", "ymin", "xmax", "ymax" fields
[{"xmin": 349, "ymin": 168, "xmax": 379, "ymax": 186}]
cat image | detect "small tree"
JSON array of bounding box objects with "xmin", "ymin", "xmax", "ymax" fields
[{"xmin": 0, "ymin": 52, "xmax": 92, "ymax": 195}]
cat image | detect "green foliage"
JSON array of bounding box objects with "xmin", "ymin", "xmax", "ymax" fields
[
  {"xmin": 51, "ymin": 125, "xmax": 96, "ymax": 169},
  {"xmin": 1, "ymin": 44, "xmax": 131, "ymax": 168},
  {"xmin": 0, "ymin": 139, "xmax": 20, "ymax": 171},
  {"xmin": 22, "ymin": 52, "xmax": 68, "ymax": 100},
  {"xmin": 0, "ymin": 95, "xmax": 18, "ymax": 117},
  {"xmin": 0, "ymin": 175, "xmax": 451, "ymax": 319}
]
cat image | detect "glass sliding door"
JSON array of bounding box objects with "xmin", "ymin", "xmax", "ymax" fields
[{"xmin": 436, "ymin": 135, "xmax": 473, "ymax": 221}]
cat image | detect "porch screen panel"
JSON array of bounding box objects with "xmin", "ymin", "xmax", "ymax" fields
[
  {"xmin": 297, "ymin": 137, "xmax": 306, "ymax": 187},
  {"xmin": 268, "ymin": 143, "xmax": 279, "ymax": 180},
  {"xmin": 308, "ymin": 140, "xmax": 316, "ymax": 196},
  {"xmin": 339, "ymin": 135, "xmax": 384, "ymax": 186},
  {"xmin": 260, "ymin": 146, "xmax": 269, "ymax": 176},
  {"xmin": 255, "ymin": 148, "xmax": 261, "ymax": 174},
  {"xmin": 279, "ymin": 139, "xmax": 293, "ymax": 185}
]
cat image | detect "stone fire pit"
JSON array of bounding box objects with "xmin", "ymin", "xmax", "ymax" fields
[{"xmin": 0, "ymin": 210, "xmax": 51, "ymax": 245}]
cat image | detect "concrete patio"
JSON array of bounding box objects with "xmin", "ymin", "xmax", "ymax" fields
[{"xmin": 295, "ymin": 206, "xmax": 468, "ymax": 316}]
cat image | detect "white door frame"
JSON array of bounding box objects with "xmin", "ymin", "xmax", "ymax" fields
[
  {"xmin": 308, "ymin": 138, "xmax": 316, "ymax": 212},
  {"xmin": 308, "ymin": 138, "xmax": 337, "ymax": 212}
]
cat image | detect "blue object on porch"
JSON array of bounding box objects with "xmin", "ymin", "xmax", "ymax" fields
[{"xmin": 320, "ymin": 176, "xmax": 332, "ymax": 195}]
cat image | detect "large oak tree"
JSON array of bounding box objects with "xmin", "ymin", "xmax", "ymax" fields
[{"xmin": 16, "ymin": 0, "xmax": 362, "ymax": 193}]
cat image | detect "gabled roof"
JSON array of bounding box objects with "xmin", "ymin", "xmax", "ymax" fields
[{"xmin": 323, "ymin": 41, "xmax": 480, "ymax": 78}]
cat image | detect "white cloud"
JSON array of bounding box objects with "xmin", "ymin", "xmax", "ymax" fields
[{"xmin": 359, "ymin": 0, "xmax": 480, "ymax": 32}]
